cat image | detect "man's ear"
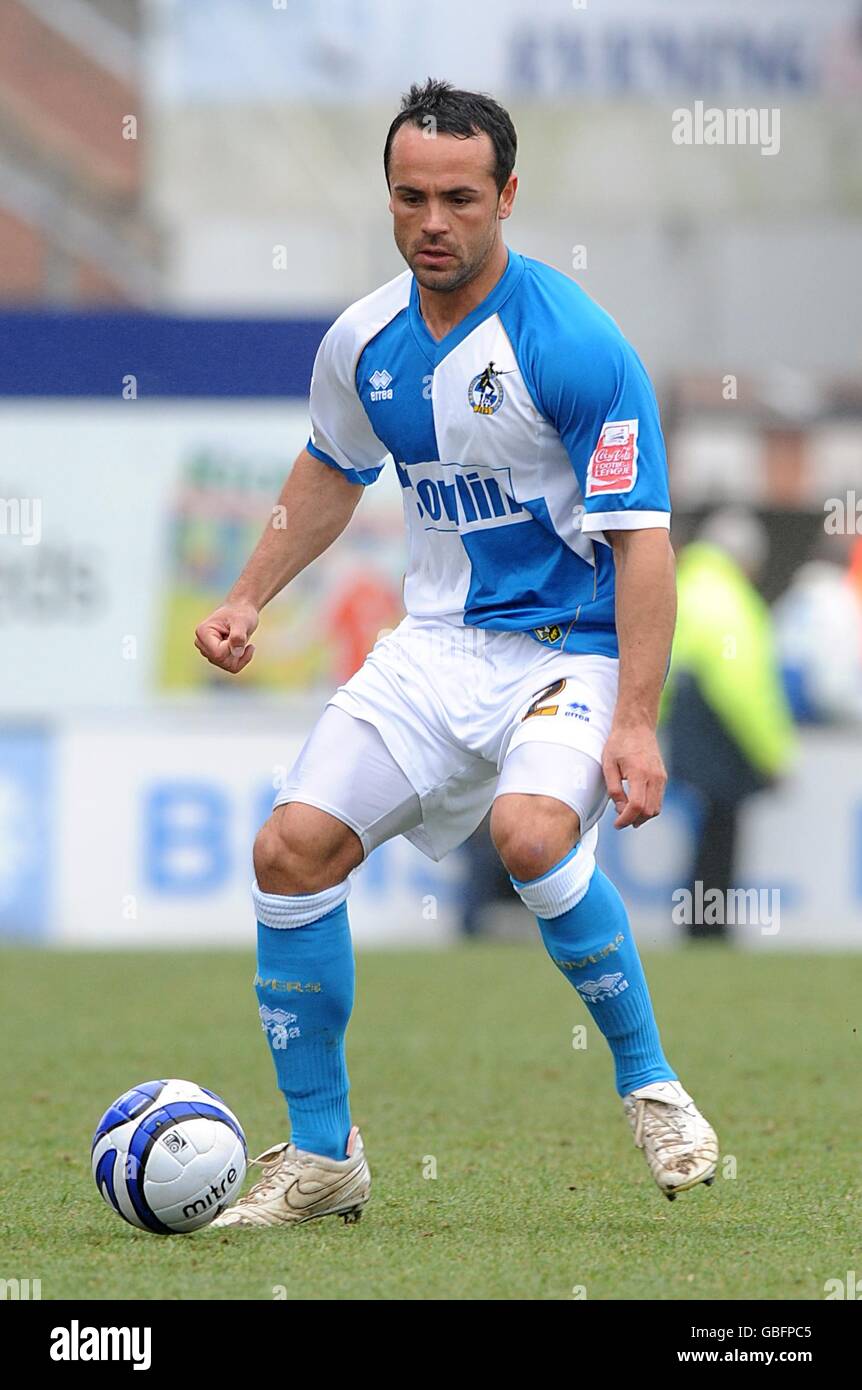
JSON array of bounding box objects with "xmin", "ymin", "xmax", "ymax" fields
[{"xmin": 498, "ymin": 173, "xmax": 518, "ymax": 221}]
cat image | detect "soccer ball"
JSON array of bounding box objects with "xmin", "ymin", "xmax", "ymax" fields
[{"xmin": 91, "ymin": 1079, "xmax": 247, "ymax": 1234}]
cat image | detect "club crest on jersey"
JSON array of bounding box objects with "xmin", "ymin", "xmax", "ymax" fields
[
  {"xmin": 467, "ymin": 361, "xmax": 506, "ymax": 415},
  {"xmin": 586, "ymin": 418, "xmax": 639, "ymax": 496}
]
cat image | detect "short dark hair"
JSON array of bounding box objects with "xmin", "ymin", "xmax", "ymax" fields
[{"xmin": 384, "ymin": 78, "xmax": 517, "ymax": 193}]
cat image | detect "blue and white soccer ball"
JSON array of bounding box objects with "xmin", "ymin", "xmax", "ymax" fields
[{"xmin": 91, "ymin": 1079, "xmax": 247, "ymax": 1234}]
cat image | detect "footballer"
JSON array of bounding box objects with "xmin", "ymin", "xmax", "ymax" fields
[{"xmin": 194, "ymin": 79, "xmax": 719, "ymax": 1227}]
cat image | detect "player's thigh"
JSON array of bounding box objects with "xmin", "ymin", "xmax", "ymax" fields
[
  {"xmin": 490, "ymin": 656, "xmax": 618, "ymax": 874},
  {"xmin": 268, "ymin": 702, "xmax": 423, "ymax": 864}
]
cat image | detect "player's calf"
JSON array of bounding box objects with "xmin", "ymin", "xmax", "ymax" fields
[
  {"xmin": 251, "ymin": 804, "xmax": 363, "ymax": 1169},
  {"xmin": 502, "ymin": 792, "xmax": 680, "ymax": 1115}
]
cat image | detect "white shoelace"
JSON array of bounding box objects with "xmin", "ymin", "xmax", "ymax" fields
[
  {"xmin": 634, "ymin": 1098, "xmax": 691, "ymax": 1153},
  {"xmin": 234, "ymin": 1146, "xmax": 299, "ymax": 1204}
]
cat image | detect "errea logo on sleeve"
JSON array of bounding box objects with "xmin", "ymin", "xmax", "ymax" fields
[{"xmin": 586, "ymin": 418, "xmax": 639, "ymax": 496}]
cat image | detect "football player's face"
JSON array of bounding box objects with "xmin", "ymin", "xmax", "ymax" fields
[{"xmin": 388, "ymin": 125, "xmax": 516, "ymax": 292}]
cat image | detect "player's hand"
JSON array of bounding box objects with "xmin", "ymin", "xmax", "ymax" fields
[
  {"xmin": 602, "ymin": 722, "xmax": 667, "ymax": 829},
  {"xmin": 194, "ymin": 600, "xmax": 259, "ymax": 675}
]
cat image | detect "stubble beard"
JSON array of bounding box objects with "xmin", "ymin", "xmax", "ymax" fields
[{"xmin": 400, "ymin": 222, "xmax": 499, "ymax": 295}]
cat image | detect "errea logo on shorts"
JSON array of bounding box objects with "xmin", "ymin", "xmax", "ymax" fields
[
  {"xmin": 565, "ymin": 700, "xmax": 591, "ymax": 722},
  {"xmin": 369, "ymin": 369, "xmax": 393, "ymax": 401},
  {"xmin": 586, "ymin": 418, "xmax": 639, "ymax": 497}
]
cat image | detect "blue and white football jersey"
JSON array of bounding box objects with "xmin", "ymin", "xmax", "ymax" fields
[{"xmin": 306, "ymin": 249, "xmax": 670, "ymax": 658}]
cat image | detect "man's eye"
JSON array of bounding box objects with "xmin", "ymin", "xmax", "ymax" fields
[{"xmin": 451, "ymin": 197, "xmax": 471, "ymax": 207}]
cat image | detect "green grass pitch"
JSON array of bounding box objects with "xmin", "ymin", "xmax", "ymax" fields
[{"xmin": 1, "ymin": 943, "xmax": 858, "ymax": 1301}]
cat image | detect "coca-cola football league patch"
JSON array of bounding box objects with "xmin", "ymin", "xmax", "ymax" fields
[{"xmin": 586, "ymin": 418, "xmax": 639, "ymax": 496}]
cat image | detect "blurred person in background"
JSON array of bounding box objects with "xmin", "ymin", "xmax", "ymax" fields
[
  {"xmin": 663, "ymin": 507, "xmax": 796, "ymax": 941},
  {"xmin": 774, "ymin": 531, "xmax": 862, "ymax": 726},
  {"xmin": 458, "ymin": 812, "xmax": 517, "ymax": 937}
]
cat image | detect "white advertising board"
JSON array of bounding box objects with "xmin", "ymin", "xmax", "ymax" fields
[
  {"xmin": 0, "ymin": 717, "xmax": 854, "ymax": 950},
  {"xmin": 53, "ymin": 716, "xmax": 462, "ymax": 949},
  {"xmin": 0, "ymin": 399, "xmax": 406, "ymax": 713}
]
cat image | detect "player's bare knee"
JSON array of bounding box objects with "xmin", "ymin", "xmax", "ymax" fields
[
  {"xmin": 491, "ymin": 795, "xmax": 581, "ymax": 883},
  {"xmin": 497, "ymin": 833, "xmax": 565, "ymax": 884},
  {"xmin": 252, "ymin": 816, "xmax": 293, "ymax": 890},
  {"xmin": 254, "ymin": 803, "xmax": 361, "ymax": 894}
]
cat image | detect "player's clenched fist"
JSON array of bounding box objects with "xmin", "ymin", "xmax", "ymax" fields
[{"xmin": 194, "ymin": 601, "xmax": 259, "ymax": 674}]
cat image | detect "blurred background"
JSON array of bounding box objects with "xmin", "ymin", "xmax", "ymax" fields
[{"xmin": 1, "ymin": 0, "xmax": 860, "ymax": 951}]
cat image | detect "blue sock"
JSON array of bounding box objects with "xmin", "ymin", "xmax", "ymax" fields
[
  {"xmin": 513, "ymin": 842, "xmax": 677, "ymax": 1096},
  {"xmin": 254, "ymin": 893, "xmax": 354, "ymax": 1160}
]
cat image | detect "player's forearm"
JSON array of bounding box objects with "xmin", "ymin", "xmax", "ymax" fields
[
  {"xmin": 609, "ymin": 529, "xmax": 677, "ymax": 728},
  {"xmin": 227, "ymin": 449, "xmax": 363, "ymax": 611}
]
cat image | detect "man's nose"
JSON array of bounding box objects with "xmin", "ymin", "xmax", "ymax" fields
[{"xmin": 420, "ymin": 201, "xmax": 450, "ymax": 236}]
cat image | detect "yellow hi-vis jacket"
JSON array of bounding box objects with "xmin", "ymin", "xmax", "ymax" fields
[{"xmin": 662, "ymin": 541, "xmax": 796, "ymax": 778}]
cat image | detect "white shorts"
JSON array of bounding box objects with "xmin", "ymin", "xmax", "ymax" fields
[{"xmin": 273, "ymin": 613, "xmax": 618, "ymax": 863}]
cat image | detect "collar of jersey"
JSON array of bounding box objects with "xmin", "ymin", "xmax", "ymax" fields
[{"xmin": 407, "ymin": 247, "xmax": 525, "ymax": 367}]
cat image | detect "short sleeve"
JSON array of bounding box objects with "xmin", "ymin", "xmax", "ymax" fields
[
  {"xmin": 539, "ymin": 329, "xmax": 671, "ymax": 533},
  {"xmin": 307, "ymin": 323, "xmax": 389, "ymax": 486}
]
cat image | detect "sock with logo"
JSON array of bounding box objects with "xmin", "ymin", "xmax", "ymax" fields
[
  {"xmin": 252, "ymin": 878, "xmax": 354, "ymax": 1160},
  {"xmin": 511, "ymin": 837, "xmax": 677, "ymax": 1096}
]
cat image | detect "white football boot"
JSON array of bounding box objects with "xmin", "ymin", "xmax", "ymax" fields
[
  {"xmin": 210, "ymin": 1125, "xmax": 370, "ymax": 1229},
  {"xmin": 623, "ymin": 1080, "xmax": 719, "ymax": 1201}
]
